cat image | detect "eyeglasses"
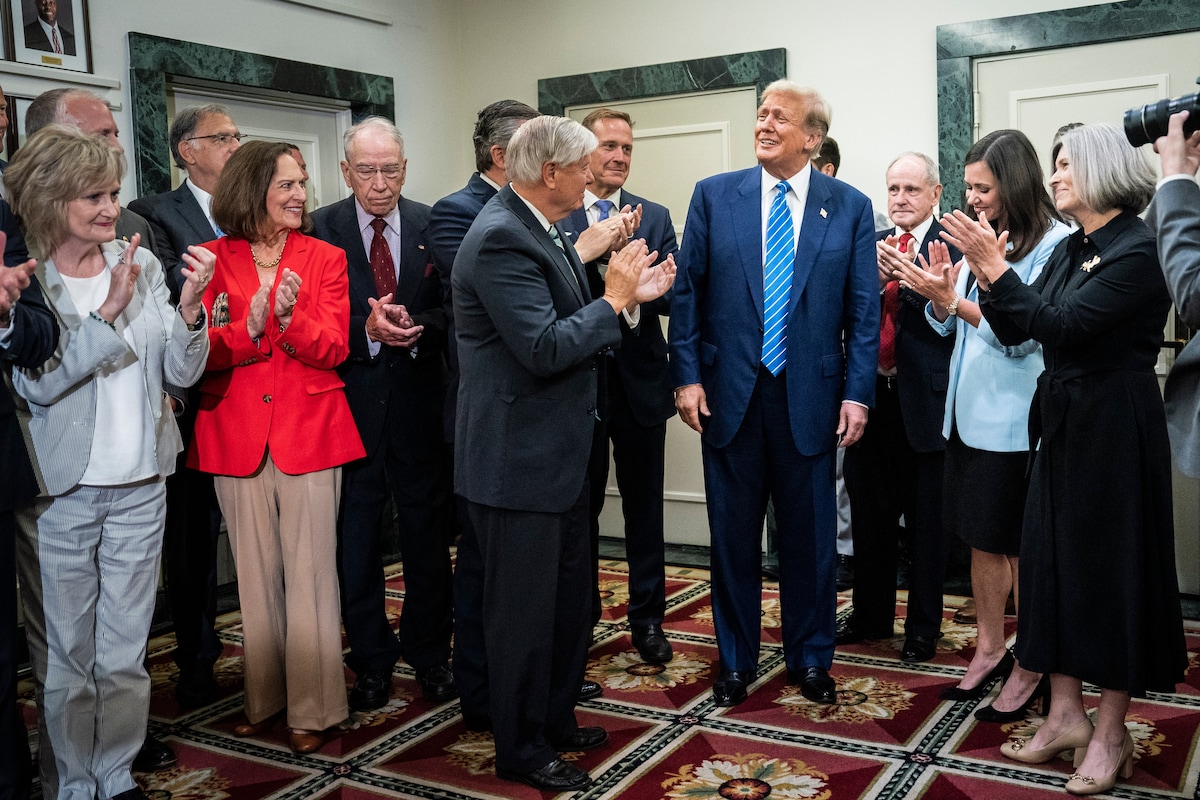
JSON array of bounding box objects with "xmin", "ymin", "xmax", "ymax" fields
[
  {"xmin": 187, "ymin": 133, "xmax": 245, "ymax": 146},
  {"xmin": 353, "ymin": 165, "xmax": 404, "ymax": 179}
]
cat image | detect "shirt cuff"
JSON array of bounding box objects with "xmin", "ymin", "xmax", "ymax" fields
[
  {"xmin": 622, "ymin": 305, "xmax": 641, "ymax": 328},
  {"xmin": 1157, "ymin": 173, "xmax": 1198, "ymax": 189},
  {"xmin": 842, "ymin": 399, "xmax": 869, "ymax": 410}
]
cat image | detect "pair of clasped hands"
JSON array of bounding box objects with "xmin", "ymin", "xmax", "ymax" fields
[{"xmin": 576, "ymin": 202, "xmax": 677, "ymax": 315}]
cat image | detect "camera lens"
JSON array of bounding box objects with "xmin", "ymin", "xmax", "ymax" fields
[{"xmin": 1124, "ymin": 91, "xmax": 1200, "ymax": 147}]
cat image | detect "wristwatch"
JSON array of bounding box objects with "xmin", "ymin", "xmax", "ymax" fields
[{"xmin": 946, "ymin": 294, "xmax": 962, "ymax": 317}]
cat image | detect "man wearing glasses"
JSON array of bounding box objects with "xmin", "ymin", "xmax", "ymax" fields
[
  {"xmin": 121, "ymin": 104, "xmax": 242, "ymax": 718},
  {"xmin": 311, "ymin": 117, "xmax": 455, "ymax": 711}
]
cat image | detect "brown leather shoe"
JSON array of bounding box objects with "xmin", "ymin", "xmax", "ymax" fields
[
  {"xmin": 232, "ymin": 711, "xmax": 281, "ymax": 737},
  {"xmin": 289, "ymin": 728, "xmax": 325, "ymax": 754}
]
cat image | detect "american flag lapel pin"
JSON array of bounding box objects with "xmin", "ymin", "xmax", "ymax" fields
[{"xmin": 820, "ymin": 208, "xmax": 828, "ymax": 218}]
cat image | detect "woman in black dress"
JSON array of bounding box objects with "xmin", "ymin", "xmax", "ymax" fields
[{"xmin": 944, "ymin": 122, "xmax": 1186, "ymax": 795}]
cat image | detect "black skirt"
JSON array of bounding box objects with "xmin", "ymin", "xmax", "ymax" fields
[{"xmin": 942, "ymin": 428, "xmax": 1028, "ymax": 556}]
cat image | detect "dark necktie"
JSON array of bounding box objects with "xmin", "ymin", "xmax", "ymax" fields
[
  {"xmin": 369, "ymin": 217, "xmax": 396, "ymax": 298},
  {"xmin": 878, "ymin": 232, "xmax": 914, "ymax": 372}
]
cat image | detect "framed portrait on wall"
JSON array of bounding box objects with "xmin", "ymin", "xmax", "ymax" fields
[{"xmin": 3, "ymin": 0, "xmax": 91, "ymax": 72}]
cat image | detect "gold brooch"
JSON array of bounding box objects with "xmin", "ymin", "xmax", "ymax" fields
[{"xmin": 1081, "ymin": 255, "xmax": 1100, "ymax": 272}]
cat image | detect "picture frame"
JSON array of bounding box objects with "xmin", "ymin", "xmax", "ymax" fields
[{"xmin": 4, "ymin": 0, "xmax": 91, "ymax": 73}]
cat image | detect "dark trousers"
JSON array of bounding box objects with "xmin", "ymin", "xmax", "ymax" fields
[
  {"xmin": 703, "ymin": 369, "xmax": 837, "ymax": 673},
  {"xmin": 163, "ymin": 464, "xmax": 224, "ymax": 672},
  {"xmin": 470, "ymin": 486, "xmax": 590, "ymax": 773},
  {"xmin": 451, "ymin": 493, "xmax": 488, "ymax": 719},
  {"xmin": 339, "ymin": 400, "xmax": 451, "ymax": 675},
  {"xmin": 1, "ymin": 510, "xmax": 32, "ymax": 800},
  {"xmin": 586, "ymin": 366, "xmax": 667, "ymax": 628},
  {"xmin": 843, "ymin": 377, "xmax": 947, "ymax": 640}
]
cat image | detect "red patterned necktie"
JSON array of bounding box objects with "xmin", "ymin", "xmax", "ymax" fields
[
  {"xmin": 878, "ymin": 232, "xmax": 915, "ymax": 371},
  {"xmin": 51, "ymin": 27, "xmax": 61, "ymax": 54},
  {"xmin": 369, "ymin": 217, "xmax": 397, "ymax": 298}
]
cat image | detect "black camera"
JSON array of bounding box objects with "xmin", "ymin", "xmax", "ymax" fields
[{"xmin": 1123, "ymin": 77, "xmax": 1200, "ymax": 147}]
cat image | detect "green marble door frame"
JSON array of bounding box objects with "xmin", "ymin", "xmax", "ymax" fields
[
  {"xmin": 937, "ymin": 0, "xmax": 1200, "ymax": 210},
  {"xmin": 128, "ymin": 32, "xmax": 394, "ymax": 197},
  {"xmin": 537, "ymin": 48, "xmax": 786, "ymax": 116}
]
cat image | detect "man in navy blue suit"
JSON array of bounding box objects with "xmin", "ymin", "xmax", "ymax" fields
[
  {"xmin": 560, "ymin": 108, "xmax": 677, "ymax": 666},
  {"xmin": 669, "ymin": 80, "xmax": 878, "ymax": 707}
]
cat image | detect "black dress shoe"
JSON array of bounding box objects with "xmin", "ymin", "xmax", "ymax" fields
[
  {"xmin": 836, "ymin": 555, "xmax": 855, "ymax": 592},
  {"xmin": 175, "ymin": 665, "xmax": 219, "ymax": 709},
  {"xmin": 579, "ymin": 679, "xmax": 603, "ymax": 701},
  {"xmin": 111, "ymin": 788, "xmax": 150, "ymax": 800},
  {"xmin": 835, "ymin": 618, "xmax": 892, "ymax": 645},
  {"xmin": 349, "ymin": 670, "xmax": 393, "ymax": 711},
  {"xmin": 631, "ymin": 623, "xmax": 673, "ymax": 664},
  {"xmin": 550, "ymin": 725, "xmax": 608, "ymax": 751},
  {"xmin": 789, "ymin": 666, "xmax": 837, "ymax": 704},
  {"xmin": 975, "ymin": 674, "xmax": 1050, "ymax": 723},
  {"xmin": 900, "ymin": 633, "xmax": 940, "ymax": 663},
  {"xmin": 941, "ymin": 650, "xmax": 1015, "ymax": 701},
  {"xmin": 712, "ymin": 670, "xmax": 754, "ymax": 707},
  {"xmin": 415, "ymin": 663, "xmax": 458, "ymax": 703},
  {"xmin": 132, "ymin": 733, "xmax": 176, "ymax": 772},
  {"xmin": 497, "ymin": 758, "xmax": 591, "ymax": 790}
]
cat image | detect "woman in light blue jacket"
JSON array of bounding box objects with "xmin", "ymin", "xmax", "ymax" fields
[{"xmin": 884, "ymin": 129, "xmax": 1069, "ymax": 723}]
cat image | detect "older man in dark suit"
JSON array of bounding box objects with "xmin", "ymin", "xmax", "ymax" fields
[
  {"xmin": 1, "ymin": 203, "xmax": 56, "ymax": 800},
  {"xmin": 837, "ymin": 152, "xmax": 959, "ymax": 663},
  {"xmin": 127, "ymin": 104, "xmax": 241, "ymax": 710},
  {"xmin": 560, "ymin": 108, "xmax": 678, "ymax": 666},
  {"xmin": 311, "ymin": 117, "xmax": 454, "ymax": 711},
  {"xmin": 453, "ymin": 115, "xmax": 673, "ymax": 791},
  {"xmin": 669, "ymin": 81, "xmax": 878, "ymax": 708}
]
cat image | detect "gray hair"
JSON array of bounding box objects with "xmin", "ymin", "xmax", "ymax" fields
[
  {"xmin": 343, "ymin": 116, "xmax": 404, "ymax": 161},
  {"xmin": 505, "ymin": 116, "xmax": 597, "ymax": 185},
  {"xmin": 887, "ymin": 151, "xmax": 941, "ymax": 188},
  {"xmin": 1060, "ymin": 123, "xmax": 1155, "ymax": 215},
  {"xmin": 760, "ymin": 79, "xmax": 831, "ymax": 137},
  {"xmin": 474, "ymin": 100, "xmax": 539, "ymax": 173},
  {"xmin": 25, "ymin": 88, "xmax": 100, "ymax": 136},
  {"xmin": 170, "ymin": 103, "xmax": 232, "ymax": 168}
]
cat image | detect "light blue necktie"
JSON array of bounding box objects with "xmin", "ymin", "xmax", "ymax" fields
[
  {"xmin": 594, "ymin": 199, "xmax": 614, "ymax": 220},
  {"xmin": 762, "ymin": 181, "xmax": 794, "ymax": 375}
]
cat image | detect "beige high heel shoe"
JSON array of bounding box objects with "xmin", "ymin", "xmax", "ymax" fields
[
  {"xmin": 1000, "ymin": 719, "xmax": 1093, "ymax": 765},
  {"xmin": 1065, "ymin": 730, "xmax": 1135, "ymax": 796}
]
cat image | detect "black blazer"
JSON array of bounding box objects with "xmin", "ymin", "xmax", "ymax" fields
[
  {"xmin": 560, "ymin": 190, "xmax": 678, "ymax": 427},
  {"xmin": 1, "ymin": 199, "xmax": 57, "ymax": 511},
  {"xmin": 23, "ymin": 20, "xmax": 74, "ymax": 55},
  {"xmin": 311, "ymin": 195, "xmax": 447, "ymax": 457},
  {"xmin": 452, "ymin": 185, "xmax": 622, "ymax": 513},
  {"xmin": 878, "ymin": 221, "xmax": 960, "ymax": 453},
  {"xmin": 129, "ymin": 183, "xmax": 219, "ymax": 302}
]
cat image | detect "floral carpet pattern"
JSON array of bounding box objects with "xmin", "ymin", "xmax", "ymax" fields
[{"xmin": 18, "ymin": 558, "xmax": 1200, "ymax": 799}]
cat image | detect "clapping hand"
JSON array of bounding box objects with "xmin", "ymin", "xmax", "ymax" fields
[
  {"xmin": 0, "ymin": 231, "xmax": 36, "ymax": 327},
  {"xmin": 178, "ymin": 244, "xmax": 215, "ymax": 327},
  {"xmin": 96, "ymin": 234, "xmax": 142, "ymax": 324},
  {"xmin": 366, "ymin": 293, "xmax": 423, "ymax": 348},
  {"xmin": 273, "ymin": 268, "xmax": 302, "ymax": 329}
]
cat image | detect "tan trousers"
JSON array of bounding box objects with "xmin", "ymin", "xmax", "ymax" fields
[{"xmin": 215, "ymin": 458, "xmax": 348, "ymax": 731}]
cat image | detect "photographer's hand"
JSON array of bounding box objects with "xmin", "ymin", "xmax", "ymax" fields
[{"xmin": 1155, "ymin": 110, "xmax": 1200, "ymax": 178}]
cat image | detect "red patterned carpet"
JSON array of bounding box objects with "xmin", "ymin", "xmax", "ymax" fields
[{"xmin": 18, "ymin": 558, "xmax": 1200, "ymax": 799}]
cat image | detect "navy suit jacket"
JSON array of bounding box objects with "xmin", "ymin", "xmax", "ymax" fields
[
  {"xmin": 1, "ymin": 199, "xmax": 56, "ymax": 511},
  {"xmin": 129, "ymin": 183, "xmax": 219, "ymax": 302},
  {"xmin": 452, "ymin": 185, "xmax": 621, "ymax": 513},
  {"xmin": 669, "ymin": 166, "xmax": 879, "ymax": 454},
  {"xmin": 560, "ymin": 190, "xmax": 678, "ymax": 426},
  {"xmin": 311, "ymin": 195, "xmax": 447, "ymax": 458},
  {"xmin": 879, "ymin": 222, "xmax": 959, "ymax": 452}
]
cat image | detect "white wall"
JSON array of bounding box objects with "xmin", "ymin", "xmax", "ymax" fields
[{"xmin": 451, "ymin": 0, "xmax": 1109, "ymax": 214}]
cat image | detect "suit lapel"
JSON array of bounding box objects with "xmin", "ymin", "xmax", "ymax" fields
[
  {"xmin": 332, "ymin": 198, "xmax": 378, "ymax": 303},
  {"xmin": 174, "ymin": 184, "xmax": 219, "ymax": 241},
  {"xmin": 395, "ymin": 199, "xmax": 427, "ymax": 303},
  {"xmin": 734, "ymin": 170, "xmax": 765, "ymax": 325},
  {"xmin": 790, "ymin": 175, "xmax": 832, "ymax": 311},
  {"xmin": 500, "ymin": 188, "xmax": 586, "ymax": 306}
]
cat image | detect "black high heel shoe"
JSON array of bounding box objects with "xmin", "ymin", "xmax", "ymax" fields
[
  {"xmin": 941, "ymin": 650, "xmax": 1015, "ymax": 701},
  {"xmin": 974, "ymin": 673, "xmax": 1050, "ymax": 723}
]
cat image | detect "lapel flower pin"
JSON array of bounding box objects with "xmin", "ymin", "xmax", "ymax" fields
[{"xmin": 1081, "ymin": 255, "xmax": 1100, "ymax": 272}]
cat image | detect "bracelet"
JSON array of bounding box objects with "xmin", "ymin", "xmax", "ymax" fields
[
  {"xmin": 946, "ymin": 295, "xmax": 962, "ymax": 316},
  {"xmin": 89, "ymin": 310, "xmax": 116, "ymax": 331}
]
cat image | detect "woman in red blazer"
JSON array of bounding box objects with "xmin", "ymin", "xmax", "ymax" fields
[{"xmin": 188, "ymin": 141, "xmax": 364, "ymax": 753}]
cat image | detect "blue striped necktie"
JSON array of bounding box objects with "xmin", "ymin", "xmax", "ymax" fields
[{"xmin": 762, "ymin": 181, "xmax": 794, "ymax": 375}]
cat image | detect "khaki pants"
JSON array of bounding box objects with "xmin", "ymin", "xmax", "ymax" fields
[{"xmin": 215, "ymin": 457, "xmax": 348, "ymax": 731}]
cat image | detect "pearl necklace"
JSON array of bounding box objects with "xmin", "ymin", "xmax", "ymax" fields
[{"xmin": 251, "ymin": 231, "xmax": 288, "ymax": 269}]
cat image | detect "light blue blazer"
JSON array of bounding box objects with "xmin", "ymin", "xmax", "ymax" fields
[
  {"xmin": 13, "ymin": 241, "xmax": 209, "ymax": 496},
  {"xmin": 927, "ymin": 220, "xmax": 1071, "ymax": 452}
]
